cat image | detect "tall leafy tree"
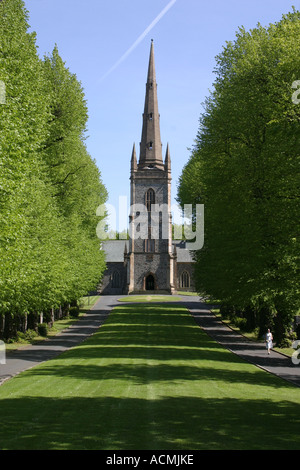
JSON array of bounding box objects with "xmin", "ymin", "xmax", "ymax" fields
[
  {"xmin": 42, "ymin": 46, "xmax": 107, "ymax": 303},
  {"xmin": 0, "ymin": 0, "xmax": 55, "ymax": 318},
  {"xmin": 178, "ymin": 9, "xmax": 300, "ymax": 345},
  {"xmin": 0, "ymin": 1, "xmax": 107, "ymax": 339}
]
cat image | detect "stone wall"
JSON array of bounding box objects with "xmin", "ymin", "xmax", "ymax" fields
[
  {"xmin": 99, "ymin": 262, "xmax": 127, "ymax": 295},
  {"xmin": 176, "ymin": 262, "xmax": 195, "ymax": 292},
  {"xmin": 132, "ymin": 252, "xmax": 172, "ymax": 292}
]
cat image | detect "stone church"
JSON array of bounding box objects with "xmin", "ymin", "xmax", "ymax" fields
[{"xmin": 100, "ymin": 41, "xmax": 195, "ymax": 295}]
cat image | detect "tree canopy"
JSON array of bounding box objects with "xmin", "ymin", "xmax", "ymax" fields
[
  {"xmin": 177, "ymin": 9, "xmax": 300, "ymax": 345},
  {"xmin": 0, "ymin": 0, "xmax": 107, "ymax": 339}
]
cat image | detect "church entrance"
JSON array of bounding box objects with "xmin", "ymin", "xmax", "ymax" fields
[{"xmin": 146, "ymin": 274, "xmax": 155, "ymax": 291}]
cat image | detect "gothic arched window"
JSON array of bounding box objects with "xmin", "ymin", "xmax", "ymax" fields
[
  {"xmin": 112, "ymin": 270, "xmax": 121, "ymax": 288},
  {"xmin": 145, "ymin": 188, "xmax": 155, "ymax": 211},
  {"xmin": 181, "ymin": 271, "xmax": 190, "ymax": 289}
]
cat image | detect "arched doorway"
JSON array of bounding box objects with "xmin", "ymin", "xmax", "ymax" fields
[
  {"xmin": 111, "ymin": 270, "xmax": 121, "ymax": 288},
  {"xmin": 146, "ymin": 274, "xmax": 155, "ymax": 291}
]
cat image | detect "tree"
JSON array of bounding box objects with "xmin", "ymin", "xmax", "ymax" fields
[
  {"xmin": 0, "ymin": 0, "xmax": 55, "ymax": 321},
  {"xmin": 177, "ymin": 9, "xmax": 300, "ymax": 345},
  {"xmin": 42, "ymin": 45, "xmax": 107, "ymax": 303},
  {"xmin": 0, "ymin": 1, "xmax": 107, "ymax": 339}
]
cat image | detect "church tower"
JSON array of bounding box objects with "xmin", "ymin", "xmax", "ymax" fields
[{"xmin": 127, "ymin": 40, "xmax": 176, "ymax": 294}]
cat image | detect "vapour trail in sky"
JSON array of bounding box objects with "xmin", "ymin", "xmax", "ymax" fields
[{"xmin": 100, "ymin": 0, "xmax": 177, "ymax": 81}]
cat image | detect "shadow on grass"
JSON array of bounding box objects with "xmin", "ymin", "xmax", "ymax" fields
[
  {"xmin": 24, "ymin": 361, "xmax": 285, "ymax": 388},
  {"xmin": 1, "ymin": 303, "xmax": 300, "ymax": 450},
  {"xmin": 18, "ymin": 303, "xmax": 298, "ymax": 389},
  {"xmin": 0, "ymin": 395, "xmax": 299, "ymax": 450}
]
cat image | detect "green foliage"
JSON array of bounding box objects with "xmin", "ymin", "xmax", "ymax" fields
[
  {"xmin": 41, "ymin": 45, "xmax": 107, "ymax": 304},
  {"xmin": 0, "ymin": 0, "xmax": 108, "ymax": 341},
  {"xmin": 17, "ymin": 329, "xmax": 38, "ymax": 343},
  {"xmin": 37, "ymin": 323, "xmax": 48, "ymax": 337},
  {"xmin": 69, "ymin": 306, "xmax": 80, "ymax": 318},
  {"xmin": 177, "ymin": 9, "xmax": 300, "ymax": 344}
]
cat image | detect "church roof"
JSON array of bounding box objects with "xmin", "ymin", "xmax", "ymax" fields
[
  {"xmin": 173, "ymin": 241, "xmax": 196, "ymax": 262},
  {"xmin": 101, "ymin": 240, "xmax": 129, "ymax": 263},
  {"xmin": 101, "ymin": 240, "xmax": 194, "ymax": 263}
]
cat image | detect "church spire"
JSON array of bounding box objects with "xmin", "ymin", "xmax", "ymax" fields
[
  {"xmin": 138, "ymin": 40, "xmax": 164, "ymax": 170},
  {"xmin": 147, "ymin": 38, "xmax": 156, "ymax": 83}
]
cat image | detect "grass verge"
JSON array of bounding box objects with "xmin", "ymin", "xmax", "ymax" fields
[
  {"xmin": 0, "ymin": 303, "xmax": 299, "ymax": 450},
  {"xmin": 119, "ymin": 295, "xmax": 182, "ymax": 302},
  {"xmin": 79, "ymin": 295, "xmax": 101, "ymax": 310},
  {"xmin": 5, "ymin": 296, "xmax": 101, "ymax": 352},
  {"xmin": 177, "ymin": 291, "xmax": 199, "ymax": 296},
  {"xmin": 212, "ymin": 309, "xmax": 296, "ymax": 357}
]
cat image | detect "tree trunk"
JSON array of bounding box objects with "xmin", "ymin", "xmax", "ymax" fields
[
  {"xmin": 0, "ymin": 315, "xmax": 5, "ymax": 340},
  {"xmin": 23, "ymin": 313, "xmax": 28, "ymax": 332}
]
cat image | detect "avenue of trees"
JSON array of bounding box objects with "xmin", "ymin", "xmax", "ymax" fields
[
  {"xmin": 0, "ymin": 0, "xmax": 107, "ymax": 340},
  {"xmin": 177, "ymin": 9, "xmax": 300, "ymax": 346}
]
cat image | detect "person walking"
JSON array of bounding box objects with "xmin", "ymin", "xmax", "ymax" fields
[{"xmin": 266, "ymin": 329, "xmax": 273, "ymax": 354}]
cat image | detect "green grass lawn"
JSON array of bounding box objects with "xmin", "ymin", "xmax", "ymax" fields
[
  {"xmin": 119, "ymin": 295, "xmax": 183, "ymax": 302},
  {"xmin": 79, "ymin": 295, "xmax": 101, "ymax": 309},
  {"xmin": 0, "ymin": 303, "xmax": 299, "ymax": 450},
  {"xmin": 178, "ymin": 291, "xmax": 199, "ymax": 296}
]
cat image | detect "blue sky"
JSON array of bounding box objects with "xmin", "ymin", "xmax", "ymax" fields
[{"xmin": 25, "ymin": 0, "xmax": 299, "ymax": 231}]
